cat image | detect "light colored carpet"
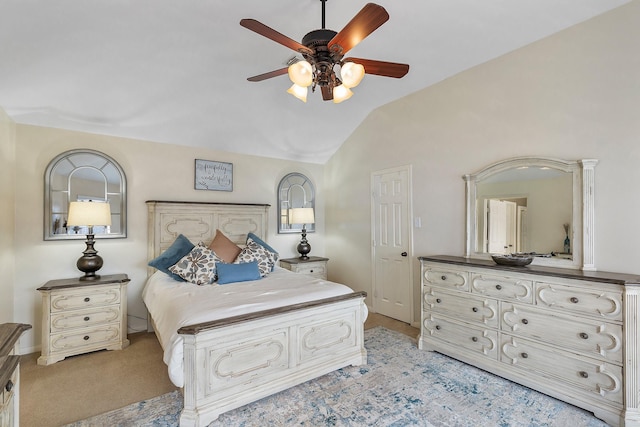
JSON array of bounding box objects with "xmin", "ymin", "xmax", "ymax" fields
[{"xmin": 65, "ymin": 327, "xmax": 608, "ymax": 426}]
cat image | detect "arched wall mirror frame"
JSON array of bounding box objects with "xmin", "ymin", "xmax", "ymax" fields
[
  {"xmin": 44, "ymin": 149, "xmax": 127, "ymax": 240},
  {"xmin": 277, "ymin": 172, "xmax": 315, "ymax": 234},
  {"xmin": 463, "ymin": 156, "xmax": 598, "ymax": 270}
]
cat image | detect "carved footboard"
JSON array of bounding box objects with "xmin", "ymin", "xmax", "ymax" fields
[{"xmin": 177, "ymin": 291, "xmax": 368, "ymax": 427}]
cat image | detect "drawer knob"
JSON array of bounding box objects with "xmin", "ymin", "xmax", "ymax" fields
[
  {"xmin": 495, "ymin": 285, "xmax": 502, "ymax": 290},
  {"xmin": 435, "ymin": 325, "xmax": 441, "ymax": 330},
  {"xmin": 309, "ymin": 270, "xmax": 314, "ymax": 273},
  {"xmin": 441, "ymin": 275, "xmax": 447, "ymax": 281},
  {"xmin": 521, "ymin": 319, "xmax": 529, "ymax": 325},
  {"xmin": 84, "ymin": 297, "xmax": 91, "ymax": 302},
  {"xmin": 84, "ymin": 316, "xmax": 90, "ymax": 322},
  {"xmin": 472, "ymin": 307, "xmax": 479, "ymax": 312},
  {"xmin": 5, "ymin": 379, "xmax": 13, "ymax": 392},
  {"xmin": 471, "ymin": 337, "xmax": 478, "ymax": 342},
  {"xmin": 83, "ymin": 335, "xmax": 90, "ymax": 341},
  {"xmin": 435, "ymin": 298, "xmax": 442, "ymax": 303},
  {"xmin": 570, "ymin": 297, "xmax": 579, "ymax": 304},
  {"xmin": 521, "ymin": 352, "xmax": 528, "ymax": 359},
  {"xmin": 579, "ymin": 371, "xmax": 589, "ymax": 378},
  {"xmin": 579, "ymin": 332, "xmax": 589, "ymax": 340}
]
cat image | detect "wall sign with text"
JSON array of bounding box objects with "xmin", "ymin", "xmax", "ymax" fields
[{"xmin": 195, "ymin": 159, "xmax": 233, "ymax": 191}]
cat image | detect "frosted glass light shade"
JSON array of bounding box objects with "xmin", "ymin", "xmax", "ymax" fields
[
  {"xmin": 332, "ymin": 85, "xmax": 353, "ymax": 104},
  {"xmin": 287, "ymin": 84, "xmax": 308, "ymax": 102},
  {"xmin": 341, "ymin": 62, "xmax": 365, "ymax": 88},
  {"xmin": 67, "ymin": 201, "xmax": 112, "ymax": 226},
  {"xmin": 288, "ymin": 61, "xmax": 313, "ymax": 87},
  {"xmin": 289, "ymin": 207, "xmax": 315, "ymax": 225}
]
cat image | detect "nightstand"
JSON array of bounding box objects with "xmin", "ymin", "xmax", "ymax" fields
[
  {"xmin": 1, "ymin": 323, "xmax": 31, "ymax": 427},
  {"xmin": 279, "ymin": 257, "xmax": 329, "ymax": 280},
  {"xmin": 37, "ymin": 274, "xmax": 130, "ymax": 365}
]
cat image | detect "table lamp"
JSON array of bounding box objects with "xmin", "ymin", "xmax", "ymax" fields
[
  {"xmin": 289, "ymin": 207, "xmax": 315, "ymax": 260},
  {"xmin": 67, "ymin": 201, "xmax": 111, "ymax": 280}
]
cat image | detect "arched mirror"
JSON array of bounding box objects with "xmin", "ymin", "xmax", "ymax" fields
[
  {"xmin": 44, "ymin": 149, "xmax": 127, "ymax": 240},
  {"xmin": 463, "ymin": 157, "xmax": 597, "ymax": 270},
  {"xmin": 277, "ymin": 172, "xmax": 315, "ymax": 234}
]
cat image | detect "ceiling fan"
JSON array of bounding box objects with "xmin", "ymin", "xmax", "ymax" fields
[{"xmin": 240, "ymin": 1, "xmax": 409, "ymax": 103}]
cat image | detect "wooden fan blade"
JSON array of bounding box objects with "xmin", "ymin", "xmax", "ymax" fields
[
  {"xmin": 344, "ymin": 58, "xmax": 409, "ymax": 78},
  {"xmin": 321, "ymin": 85, "xmax": 333, "ymax": 101},
  {"xmin": 247, "ymin": 67, "xmax": 289, "ymax": 82},
  {"xmin": 328, "ymin": 3, "xmax": 389, "ymax": 55},
  {"xmin": 240, "ymin": 19, "xmax": 314, "ymax": 55}
]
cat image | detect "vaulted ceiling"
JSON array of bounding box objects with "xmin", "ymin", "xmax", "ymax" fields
[{"xmin": 0, "ymin": 0, "xmax": 629, "ymax": 163}]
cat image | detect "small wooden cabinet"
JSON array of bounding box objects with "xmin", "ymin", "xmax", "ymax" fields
[
  {"xmin": 279, "ymin": 257, "xmax": 329, "ymax": 280},
  {"xmin": 0, "ymin": 323, "xmax": 31, "ymax": 427},
  {"xmin": 37, "ymin": 274, "xmax": 130, "ymax": 365}
]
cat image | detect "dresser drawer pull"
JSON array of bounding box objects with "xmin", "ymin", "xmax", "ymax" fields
[
  {"xmin": 521, "ymin": 352, "xmax": 528, "ymax": 359},
  {"xmin": 84, "ymin": 316, "xmax": 90, "ymax": 322},
  {"xmin": 441, "ymin": 275, "xmax": 447, "ymax": 281},
  {"xmin": 84, "ymin": 297, "xmax": 91, "ymax": 302},
  {"xmin": 570, "ymin": 297, "xmax": 579, "ymax": 304},
  {"xmin": 83, "ymin": 335, "xmax": 90, "ymax": 341},
  {"xmin": 521, "ymin": 319, "xmax": 529, "ymax": 325},
  {"xmin": 579, "ymin": 332, "xmax": 589, "ymax": 340},
  {"xmin": 435, "ymin": 298, "xmax": 442, "ymax": 303},
  {"xmin": 472, "ymin": 307, "xmax": 478, "ymax": 312},
  {"xmin": 435, "ymin": 325, "xmax": 441, "ymax": 330},
  {"xmin": 471, "ymin": 337, "xmax": 478, "ymax": 342},
  {"xmin": 309, "ymin": 270, "xmax": 314, "ymax": 273},
  {"xmin": 579, "ymin": 371, "xmax": 589, "ymax": 378},
  {"xmin": 495, "ymin": 285, "xmax": 502, "ymax": 290},
  {"xmin": 5, "ymin": 379, "xmax": 13, "ymax": 392}
]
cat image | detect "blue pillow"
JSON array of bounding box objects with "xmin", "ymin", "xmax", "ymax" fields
[
  {"xmin": 148, "ymin": 234, "xmax": 194, "ymax": 281},
  {"xmin": 217, "ymin": 261, "xmax": 261, "ymax": 285}
]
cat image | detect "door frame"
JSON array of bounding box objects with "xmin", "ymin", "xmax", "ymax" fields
[{"xmin": 370, "ymin": 164, "xmax": 415, "ymax": 325}]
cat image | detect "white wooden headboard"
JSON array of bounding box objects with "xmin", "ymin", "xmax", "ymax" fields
[{"xmin": 146, "ymin": 200, "xmax": 271, "ymax": 262}]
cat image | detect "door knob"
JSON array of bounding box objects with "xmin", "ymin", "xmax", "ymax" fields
[{"xmin": 401, "ymin": 252, "xmax": 408, "ymax": 257}]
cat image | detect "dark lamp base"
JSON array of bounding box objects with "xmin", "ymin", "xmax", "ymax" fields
[
  {"xmin": 77, "ymin": 233, "xmax": 104, "ymax": 281},
  {"xmin": 297, "ymin": 227, "xmax": 311, "ymax": 260}
]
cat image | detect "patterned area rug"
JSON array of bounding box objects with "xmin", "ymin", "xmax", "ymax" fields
[{"xmin": 66, "ymin": 327, "xmax": 608, "ymax": 427}]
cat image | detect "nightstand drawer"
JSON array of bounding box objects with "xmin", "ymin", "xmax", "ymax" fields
[
  {"xmin": 294, "ymin": 263, "xmax": 326, "ymax": 278},
  {"xmin": 50, "ymin": 325, "xmax": 121, "ymax": 353},
  {"xmin": 50, "ymin": 306, "xmax": 121, "ymax": 332},
  {"xmin": 279, "ymin": 257, "xmax": 329, "ymax": 280},
  {"xmin": 50, "ymin": 286, "xmax": 120, "ymax": 312}
]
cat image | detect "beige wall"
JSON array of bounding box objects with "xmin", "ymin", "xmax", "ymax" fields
[
  {"xmin": 0, "ymin": 108, "xmax": 16, "ymax": 322},
  {"xmin": 12, "ymin": 125, "xmax": 324, "ymax": 352},
  {"xmin": 325, "ymin": 1, "xmax": 640, "ymax": 324}
]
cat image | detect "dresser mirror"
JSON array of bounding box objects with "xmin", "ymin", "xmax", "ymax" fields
[
  {"xmin": 44, "ymin": 149, "xmax": 127, "ymax": 240},
  {"xmin": 277, "ymin": 172, "xmax": 315, "ymax": 234},
  {"xmin": 463, "ymin": 157, "xmax": 597, "ymax": 270}
]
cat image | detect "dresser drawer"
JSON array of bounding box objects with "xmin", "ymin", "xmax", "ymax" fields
[
  {"xmin": 424, "ymin": 286, "xmax": 498, "ymax": 328},
  {"xmin": 501, "ymin": 336, "xmax": 623, "ymax": 405},
  {"xmin": 502, "ymin": 302, "xmax": 623, "ymax": 364},
  {"xmin": 423, "ymin": 267, "xmax": 469, "ymax": 292},
  {"xmin": 423, "ymin": 314, "xmax": 498, "ymax": 359},
  {"xmin": 1, "ymin": 363, "xmax": 17, "ymax": 405},
  {"xmin": 50, "ymin": 325, "xmax": 121, "ymax": 353},
  {"xmin": 536, "ymin": 282, "xmax": 622, "ymax": 322},
  {"xmin": 50, "ymin": 286, "xmax": 120, "ymax": 312},
  {"xmin": 50, "ymin": 306, "xmax": 121, "ymax": 332},
  {"xmin": 471, "ymin": 273, "xmax": 533, "ymax": 303}
]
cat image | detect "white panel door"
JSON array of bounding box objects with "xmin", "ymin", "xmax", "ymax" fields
[{"xmin": 371, "ymin": 166, "xmax": 412, "ymax": 323}]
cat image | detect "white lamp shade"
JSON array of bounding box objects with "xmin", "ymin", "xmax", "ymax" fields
[
  {"xmin": 287, "ymin": 83, "xmax": 308, "ymax": 102},
  {"xmin": 67, "ymin": 201, "xmax": 112, "ymax": 226},
  {"xmin": 289, "ymin": 207, "xmax": 315, "ymax": 225},
  {"xmin": 332, "ymin": 85, "xmax": 353, "ymax": 104},
  {"xmin": 288, "ymin": 61, "xmax": 313, "ymax": 87},
  {"xmin": 341, "ymin": 62, "xmax": 365, "ymax": 88}
]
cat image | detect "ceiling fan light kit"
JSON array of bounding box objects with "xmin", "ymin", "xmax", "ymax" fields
[{"xmin": 240, "ymin": 1, "xmax": 409, "ymax": 103}]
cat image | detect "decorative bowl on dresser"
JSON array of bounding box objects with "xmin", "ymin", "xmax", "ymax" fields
[
  {"xmin": 419, "ymin": 255, "xmax": 640, "ymax": 427},
  {"xmin": 37, "ymin": 274, "xmax": 130, "ymax": 365},
  {"xmin": 0, "ymin": 323, "xmax": 31, "ymax": 427},
  {"xmin": 279, "ymin": 256, "xmax": 329, "ymax": 280}
]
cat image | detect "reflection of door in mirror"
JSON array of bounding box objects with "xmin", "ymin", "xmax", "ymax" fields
[{"xmin": 483, "ymin": 199, "xmax": 527, "ymax": 254}]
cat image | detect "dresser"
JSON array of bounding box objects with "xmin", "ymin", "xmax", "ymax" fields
[
  {"xmin": 279, "ymin": 257, "xmax": 329, "ymax": 280},
  {"xmin": 37, "ymin": 274, "xmax": 130, "ymax": 365},
  {"xmin": 419, "ymin": 255, "xmax": 640, "ymax": 427},
  {"xmin": 0, "ymin": 323, "xmax": 31, "ymax": 427}
]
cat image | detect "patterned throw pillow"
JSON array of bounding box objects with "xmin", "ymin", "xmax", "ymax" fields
[
  {"xmin": 169, "ymin": 243, "xmax": 223, "ymax": 285},
  {"xmin": 234, "ymin": 239, "xmax": 273, "ymax": 277},
  {"xmin": 247, "ymin": 233, "xmax": 279, "ymax": 270}
]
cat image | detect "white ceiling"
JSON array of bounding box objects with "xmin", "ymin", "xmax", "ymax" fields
[{"xmin": 0, "ymin": 0, "xmax": 629, "ymax": 164}]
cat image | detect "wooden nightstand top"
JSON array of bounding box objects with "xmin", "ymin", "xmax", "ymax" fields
[
  {"xmin": 37, "ymin": 274, "xmax": 130, "ymax": 291},
  {"xmin": 279, "ymin": 256, "xmax": 328, "ymax": 265}
]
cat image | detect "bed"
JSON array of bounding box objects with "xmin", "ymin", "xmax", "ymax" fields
[{"xmin": 143, "ymin": 201, "xmax": 368, "ymax": 427}]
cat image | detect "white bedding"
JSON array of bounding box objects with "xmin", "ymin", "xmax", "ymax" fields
[{"xmin": 142, "ymin": 267, "xmax": 366, "ymax": 387}]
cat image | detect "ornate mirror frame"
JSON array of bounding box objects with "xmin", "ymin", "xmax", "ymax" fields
[
  {"xmin": 277, "ymin": 172, "xmax": 315, "ymax": 234},
  {"xmin": 44, "ymin": 149, "xmax": 127, "ymax": 240},
  {"xmin": 463, "ymin": 157, "xmax": 598, "ymax": 270}
]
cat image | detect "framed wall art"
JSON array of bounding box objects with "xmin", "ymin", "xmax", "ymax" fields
[{"xmin": 194, "ymin": 159, "xmax": 233, "ymax": 191}]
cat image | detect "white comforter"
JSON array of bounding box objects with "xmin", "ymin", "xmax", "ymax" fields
[{"xmin": 142, "ymin": 267, "xmax": 365, "ymax": 387}]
